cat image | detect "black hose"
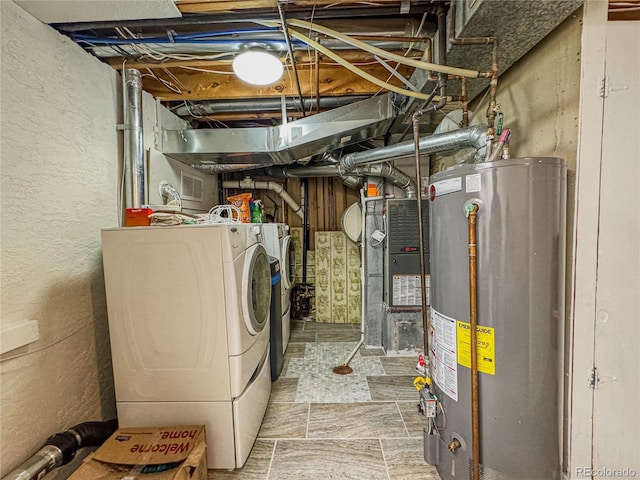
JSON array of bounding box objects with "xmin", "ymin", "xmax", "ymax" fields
[
  {"xmin": 3, "ymin": 419, "xmax": 118, "ymax": 480},
  {"xmin": 67, "ymin": 419, "xmax": 119, "ymax": 449}
]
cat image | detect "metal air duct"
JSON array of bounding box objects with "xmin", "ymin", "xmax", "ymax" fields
[
  {"xmin": 266, "ymin": 164, "xmax": 363, "ymax": 189},
  {"xmin": 172, "ymin": 96, "xmax": 371, "ymax": 118},
  {"xmin": 340, "ymin": 124, "xmax": 489, "ymax": 172},
  {"xmin": 267, "ymin": 163, "xmax": 414, "ymax": 197},
  {"xmin": 161, "ymin": 94, "xmax": 395, "ymax": 166},
  {"xmin": 351, "ymin": 164, "xmax": 417, "ymax": 198}
]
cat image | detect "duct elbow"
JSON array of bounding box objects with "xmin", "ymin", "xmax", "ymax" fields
[
  {"xmin": 341, "ymin": 175, "xmax": 364, "ymax": 189},
  {"xmin": 469, "ymin": 126, "xmax": 489, "ymax": 163},
  {"xmin": 404, "ymin": 183, "xmax": 418, "ymax": 199},
  {"xmin": 340, "ymin": 153, "xmax": 357, "ymax": 173}
]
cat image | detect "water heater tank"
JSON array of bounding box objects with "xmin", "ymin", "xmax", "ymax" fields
[{"xmin": 426, "ymin": 157, "xmax": 566, "ymax": 480}]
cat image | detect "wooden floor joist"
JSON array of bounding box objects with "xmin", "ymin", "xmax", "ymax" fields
[{"xmin": 141, "ymin": 63, "xmax": 415, "ymax": 101}]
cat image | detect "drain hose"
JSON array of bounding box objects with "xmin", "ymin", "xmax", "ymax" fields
[{"xmin": 3, "ymin": 419, "xmax": 118, "ymax": 480}]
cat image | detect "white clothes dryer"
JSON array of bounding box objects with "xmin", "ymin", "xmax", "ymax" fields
[{"xmin": 101, "ymin": 223, "xmax": 272, "ymax": 470}]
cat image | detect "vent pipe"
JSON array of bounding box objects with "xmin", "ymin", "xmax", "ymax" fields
[
  {"xmin": 124, "ymin": 69, "xmax": 144, "ymax": 209},
  {"xmin": 267, "ymin": 164, "xmax": 414, "ymax": 197},
  {"xmin": 266, "ymin": 165, "xmax": 364, "ymax": 190},
  {"xmin": 192, "ymin": 163, "xmax": 265, "ymax": 174},
  {"xmin": 351, "ymin": 163, "xmax": 417, "ymax": 199},
  {"xmin": 340, "ymin": 125, "xmax": 489, "ymax": 172},
  {"xmin": 222, "ymin": 178, "xmax": 303, "ymax": 219}
]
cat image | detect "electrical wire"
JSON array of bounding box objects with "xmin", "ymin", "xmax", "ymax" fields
[
  {"xmin": 374, "ymin": 12, "xmax": 428, "ymax": 96},
  {"xmin": 262, "ymin": 18, "xmax": 480, "ymax": 78},
  {"xmin": 0, "ymin": 323, "xmax": 91, "ymax": 363},
  {"xmin": 177, "ymin": 65, "xmax": 235, "ymax": 74},
  {"xmin": 145, "ymin": 68, "xmax": 182, "ymax": 94},
  {"xmin": 260, "ymin": 27, "xmax": 443, "ymax": 101},
  {"xmin": 204, "ymin": 205, "xmax": 242, "ymax": 224}
]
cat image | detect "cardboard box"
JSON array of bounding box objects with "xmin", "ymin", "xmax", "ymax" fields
[{"xmin": 68, "ymin": 425, "xmax": 207, "ymax": 480}]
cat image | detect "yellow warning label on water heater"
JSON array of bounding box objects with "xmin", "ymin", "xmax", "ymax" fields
[{"xmin": 456, "ymin": 321, "xmax": 495, "ymax": 375}]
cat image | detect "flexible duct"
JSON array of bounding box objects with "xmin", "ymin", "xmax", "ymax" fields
[
  {"xmin": 222, "ymin": 178, "xmax": 303, "ymax": 219},
  {"xmin": 3, "ymin": 420, "xmax": 118, "ymax": 480},
  {"xmin": 124, "ymin": 69, "xmax": 144, "ymax": 209},
  {"xmin": 340, "ymin": 125, "xmax": 489, "ymax": 171}
]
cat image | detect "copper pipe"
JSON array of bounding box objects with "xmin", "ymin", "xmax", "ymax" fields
[
  {"xmin": 449, "ymin": 0, "xmax": 499, "ymax": 134},
  {"xmin": 467, "ymin": 202, "xmax": 481, "ymax": 480}
]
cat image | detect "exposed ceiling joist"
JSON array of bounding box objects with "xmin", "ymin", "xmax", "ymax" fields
[
  {"xmin": 176, "ymin": 0, "xmax": 433, "ymax": 14},
  {"xmin": 142, "ymin": 62, "xmax": 415, "ymax": 101}
]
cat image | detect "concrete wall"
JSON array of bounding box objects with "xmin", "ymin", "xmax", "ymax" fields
[
  {"xmin": 468, "ymin": 11, "xmax": 582, "ymax": 170},
  {"xmin": 0, "ymin": 2, "xmax": 217, "ymax": 474},
  {"xmin": 0, "ymin": 2, "xmax": 120, "ymax": 474}
]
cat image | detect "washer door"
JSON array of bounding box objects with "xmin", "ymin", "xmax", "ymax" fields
[
  {"xmin": 242, "ymin": 243, "xmax": 271, "ymax": 335},
  {"xmin": 281, "ymin": 235, "xmax": 296, "ymax": 291}
]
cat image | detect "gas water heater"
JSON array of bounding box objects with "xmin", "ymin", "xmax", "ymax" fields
[{"xmin": 426, "ymin": 158, "xmax": 566, "ymax": 480}]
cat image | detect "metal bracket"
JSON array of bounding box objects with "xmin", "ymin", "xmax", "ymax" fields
[
  {"xmin": 598, "ymin": 76, "xmax": 608, "ymax": 98},
  {"xmin": 588, "ymin": 368, "xmax": 599, "ymax": 389}
]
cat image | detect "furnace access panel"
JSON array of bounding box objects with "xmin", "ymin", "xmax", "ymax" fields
[{"xmin": 384, "ymin": 199, "xmax": 430, "ymax": 308}]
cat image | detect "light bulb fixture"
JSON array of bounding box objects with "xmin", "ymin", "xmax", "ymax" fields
[{"xmin": 232, "ymin": 50, "xmax": 284, "ymax": 86}]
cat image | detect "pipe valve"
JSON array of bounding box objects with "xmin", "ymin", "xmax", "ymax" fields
[{"xmin": 448, "ymin": 438, "xmax": 462, "ymax": 453}]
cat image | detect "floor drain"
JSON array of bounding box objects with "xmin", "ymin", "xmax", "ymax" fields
[{"xmin": 332, "ymin": 364, "xmax": 353, "ymax": 375}]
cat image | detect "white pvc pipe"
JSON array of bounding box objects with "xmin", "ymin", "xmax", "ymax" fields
[{"xmin": 222, "ymin": 178, "xmax": 304, "ymax": 219}]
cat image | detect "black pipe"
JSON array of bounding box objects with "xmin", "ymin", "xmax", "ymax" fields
[
  {"xmin": 301, "ymin": 178, "xmax": 309, "ymax": 284},
  {"xmin": 3, "ymin": 419, "xmax": 118, "ymax": 480}
]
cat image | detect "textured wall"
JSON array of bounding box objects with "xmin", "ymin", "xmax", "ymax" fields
[{"xmin": 0, "ymin": 2, "xmax": 120, "ymax": 474}]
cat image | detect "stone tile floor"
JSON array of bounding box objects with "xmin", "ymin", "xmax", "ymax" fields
[{"xmin": 209, "ymin": 320, "xmax": 439, "ymax": 480}]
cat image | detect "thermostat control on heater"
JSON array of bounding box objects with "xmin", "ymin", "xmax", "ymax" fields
[{"xmin": 371, "ymin": 230, "xmax": 386, "ymax": 242}]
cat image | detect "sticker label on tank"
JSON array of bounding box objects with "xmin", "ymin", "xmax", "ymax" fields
[
  {"xmin": 429, "ymin": 309, "xmax": 458, "ymax": 401},
  {"xmin": 430, "ymin": 177, "xmax": 462, "ymax": 199},
  {"xmin": 456, "ymin": 321, "xmax": 496, "ymax": 375},
  {"xmin": 392, "ymin": 275, "xmax": 429, "ymax": 306},
  {"xmin": 465, "ymin": 173, "xmax": 482, "ymax": 193}
]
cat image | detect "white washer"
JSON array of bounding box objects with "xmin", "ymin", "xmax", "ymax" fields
[
  {"xmin": 278, "ymin": 224, "xmax": 295, "ymax": 351},
  {"xmin": 261, "ymin": 223, "xmax": 295, "ymax": 352},
  {"xmin": 101, "ymin": 223, "xmax": 272, "ymax": 470}
]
